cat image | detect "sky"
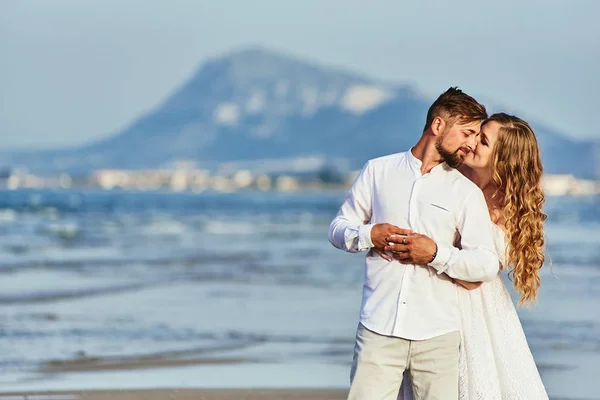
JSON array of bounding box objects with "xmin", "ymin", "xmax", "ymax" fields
[{"xmin": 1, "ymin": 0, "xmax": 599, "ymax": 149}]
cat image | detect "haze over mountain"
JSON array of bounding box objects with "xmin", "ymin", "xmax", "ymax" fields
[{"xmin": 2, "ymin": 48, "xmax": 597, "ymax": 178}]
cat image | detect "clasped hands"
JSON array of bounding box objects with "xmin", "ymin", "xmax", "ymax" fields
[
  {"xmin": 370, "ymin": 223, "xmax": 437, "ymax": 264},
  {"xmin": 370, "ymin": 223, "xmax": 482, "ymax": 290}
]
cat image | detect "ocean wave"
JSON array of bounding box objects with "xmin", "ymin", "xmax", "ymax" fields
[
  {"xmin": 201, "ymin": 218, "xmax": 323, "ymax": 236},
  {"xmin": 140, "ymin": 220, "xmax": 188, "ymax": 236},
  {"xmin": 0, "ymin": 209, "xmax": 17, "ymax": 223},
  {"xmin": 43, "ymin": 222, "xmax": 81, "ymax": 240},
  {"xmin": 0, "ymin": 282, "xmax": 153, "ymax": 305}
]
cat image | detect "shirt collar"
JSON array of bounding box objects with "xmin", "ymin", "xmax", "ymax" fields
[
  {"xmin": 408, "ymin": 148, "xmax": 450, "ymax": 176},
  {"xmin": 407, "ymin": 148, "xmax": 422, "ymax": 171}
]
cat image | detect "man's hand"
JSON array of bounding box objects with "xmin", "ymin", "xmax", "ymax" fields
[
  {"xmin": 384, "ymin": 233, "xmax": 437, "ymax": 264},
  {"xmin": 370, "ymin": 224, "xmax": 412, "ymax": 262},
  {"xmin": 371, "ymin": 223, "xmax": 412, "ymax": 248}
]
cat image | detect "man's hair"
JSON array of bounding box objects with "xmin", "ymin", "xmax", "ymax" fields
[{"xmin": 423, "ymin": 87, "xmax": 488, "ymax": 132}]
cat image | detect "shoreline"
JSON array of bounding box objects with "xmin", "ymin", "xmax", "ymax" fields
[
  {"xmin": 0, "ymin": 389, "xmax": 590, "ymax": 400},
  {"xmin": 0, "ymin": 389, "xmax": 348, "ymax": 400},
  {"xmin": 0, "ymin": 343, "xmax": 594, "ymax": 400}
]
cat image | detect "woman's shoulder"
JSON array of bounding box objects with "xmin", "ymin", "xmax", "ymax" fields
[{"xmin": 490, "ymin": 209, "xmax": 507, "ymax": 230}]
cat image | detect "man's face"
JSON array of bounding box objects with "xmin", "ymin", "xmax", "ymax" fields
[{"xmin": 435, "ymin": 120, "xmax": 481, "ymax": 168}]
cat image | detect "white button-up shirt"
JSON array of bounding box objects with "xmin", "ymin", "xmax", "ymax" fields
[{"xmin": 329, "ymin": 150, "xmax": 499, "ymax": 340}]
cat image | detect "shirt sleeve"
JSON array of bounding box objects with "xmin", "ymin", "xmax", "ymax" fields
[
  {"xmin": 328, "ymin": 161, "xmax": 374, "ymax": 253},
  {"xmin": 428, "ymin": 187, "xmax": 499, "ymax": 282}
]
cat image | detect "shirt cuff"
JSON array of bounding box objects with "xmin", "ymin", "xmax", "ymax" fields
[
  {"xmin": 358, "ymin": 224, "xmax": 375, "ymax": 251},
  {"xmin": 428, "ymin": 243, "xmax": 453, "ymax": 274}
]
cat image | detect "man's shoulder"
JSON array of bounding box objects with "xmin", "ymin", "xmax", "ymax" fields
[
  {"xmin": 365, "ymin": 152, "xmax": 409, "ymax": 168},
  {"xmin": 441, "ymin": 167, "xmax": 482, "ymax": 196}
]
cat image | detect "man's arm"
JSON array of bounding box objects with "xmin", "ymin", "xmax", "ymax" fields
[
  {"xmin": 329, "ymin": 161, "xmax": 414, "ymax": 255},
  {"xmin": 328, "ymin": 161, "xmax": 374, "ymax": 253},
  {"xmin": 385, "ymin": 187, "xmax": 499, "ymax": 282}
]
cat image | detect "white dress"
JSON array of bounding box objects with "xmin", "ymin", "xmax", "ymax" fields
[{"xmin": 400, "ymin": 224, "xmax": 549, "ymax": 399}]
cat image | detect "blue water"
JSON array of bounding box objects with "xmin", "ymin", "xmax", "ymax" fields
[{"xmin": 0, "ymin": 189, "xmax": 598, "ymax": 398}]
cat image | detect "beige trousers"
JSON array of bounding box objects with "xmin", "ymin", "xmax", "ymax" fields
[{"xmin": 348, "ymin": 323, "xmax": 460, "ymax": 400}]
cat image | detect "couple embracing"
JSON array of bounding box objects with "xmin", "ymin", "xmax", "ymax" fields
[{"xmin": 329, "ymin": 88, "xmax": 548, "ymax": 399}]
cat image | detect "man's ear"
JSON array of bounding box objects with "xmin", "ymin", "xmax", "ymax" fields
[{"xmin": 431, "ymin": 116, "xmax": 446, "ymax": 137}]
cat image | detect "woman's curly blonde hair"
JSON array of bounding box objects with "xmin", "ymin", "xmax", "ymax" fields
[{"xmin": 485, "ymin": 113, "xmax": 547, "ymax": 305}]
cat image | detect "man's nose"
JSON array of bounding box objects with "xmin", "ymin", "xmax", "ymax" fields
[{"xmin": 466, "ymin": 135, "xmax": 477, "ymax": 151}]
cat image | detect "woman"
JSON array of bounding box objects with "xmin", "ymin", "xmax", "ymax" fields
[{"xmin": 401, "ymin": 113, "xmax": 549, "ymax": 399}]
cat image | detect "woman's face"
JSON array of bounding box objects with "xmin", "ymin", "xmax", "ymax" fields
[{"xmin": 463, "ymin": 120, "xmax": 501, "ymax": 170}]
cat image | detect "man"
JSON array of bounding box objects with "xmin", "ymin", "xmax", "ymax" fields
[{"xmin": 328, "ymin": 87, "xmax": 499, "ymax": 400}]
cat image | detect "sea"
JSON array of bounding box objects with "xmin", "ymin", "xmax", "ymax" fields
[{"xmin": 0, "ymin": 189, "xmax": 598, "ymax": 399}]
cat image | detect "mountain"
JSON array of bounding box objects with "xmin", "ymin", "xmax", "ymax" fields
[{"xmin": 1, "ymin": 47, "xmax": 598, "ymax": 178}]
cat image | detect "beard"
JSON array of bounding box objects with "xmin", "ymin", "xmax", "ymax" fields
[{"xmin": 435, "ymin": 134, "xmax": 467, "ymax": 169}]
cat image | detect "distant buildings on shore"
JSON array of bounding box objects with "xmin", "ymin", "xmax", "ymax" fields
[
  {"xmin": 0, "ymin": 167, "xmax": 351, "ymax": 193},
  {"xmin": 89, "ymin": 168, "xmax": 316, "ymax": 192},
  {"xmin": 0, "ymin": 167, "xmax": 597, "ymax": 197}
]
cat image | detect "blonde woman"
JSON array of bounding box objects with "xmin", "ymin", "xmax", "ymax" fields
[{"xmin": 399, "ymin": 113, "xmax": 549, "ymax": 399}]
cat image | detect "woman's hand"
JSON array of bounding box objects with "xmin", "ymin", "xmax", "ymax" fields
[{"xmin": 454, "ymin": 279, "xmax": 483, "ymax": 290}]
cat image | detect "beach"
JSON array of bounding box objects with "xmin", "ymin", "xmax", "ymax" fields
[{"xmin": 0, "ymin": 389, "xmax": 347, "ymax": 400}]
